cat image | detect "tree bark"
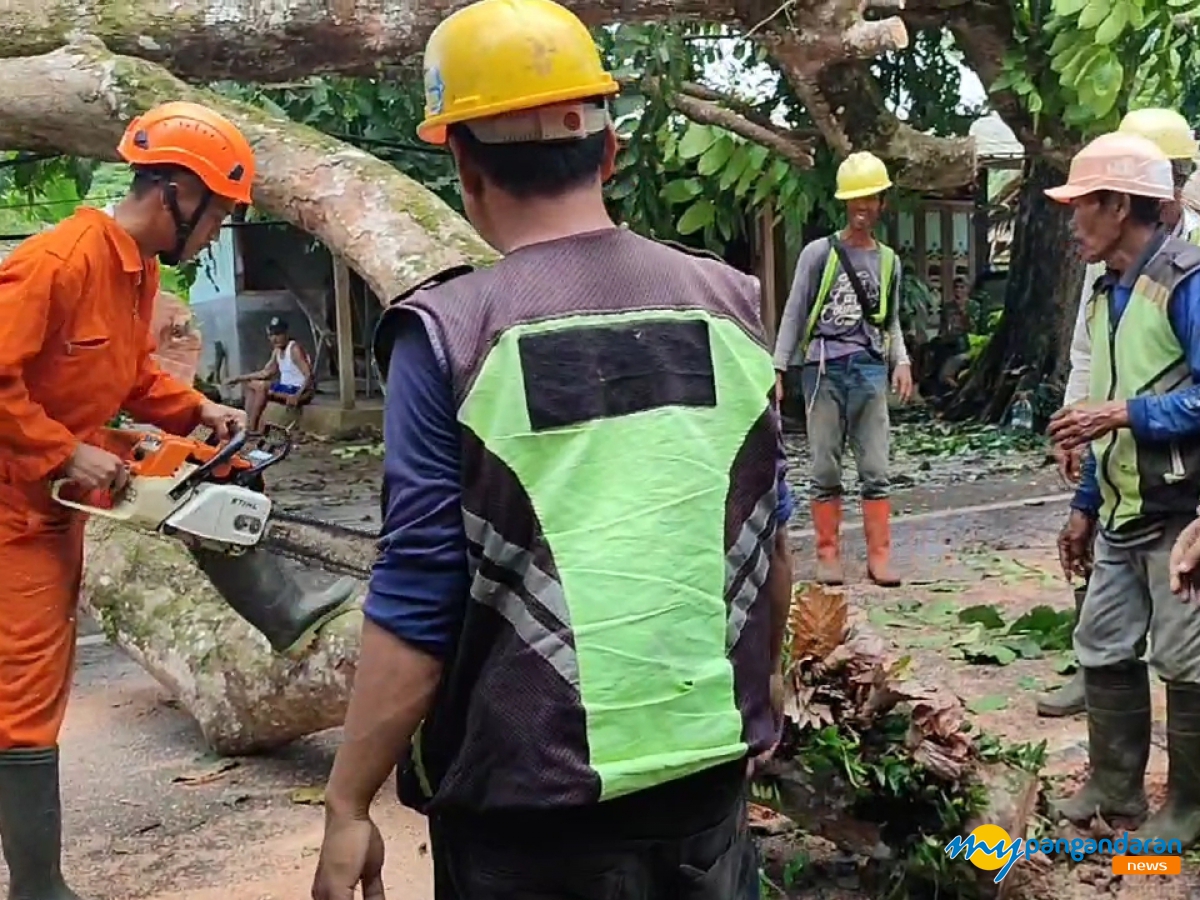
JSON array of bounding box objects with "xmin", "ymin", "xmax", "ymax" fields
[
  {"xmin": 0, "ymin": 39, "xmax": 498, "ymax": 303},
  {"xmin": 943, "ymin": 156, "xmax": 1083, "ymax": 422},
  {"xmin": 81, "ymin": 518, "xmax": 364, "ymax": 755}
]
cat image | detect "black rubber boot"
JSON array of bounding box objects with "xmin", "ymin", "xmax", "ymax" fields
[
  {"xmin": 1050, "ymin": 663, "xmax": 1151, "ymax": 825},
  {"xmin": 0, "ymin": 747, "xmax": 84, "ymax": 900},
  {"xmin": 1036, "ymin": 585, "xmax": 1087, "ymax": 717},
  {"xmin": 1131, "ymin": 682, "xmax": 1200, "ymax": 851},
  {"xmin": 189, "ymin": 546, "xmax": 358, "ymax": 656}
]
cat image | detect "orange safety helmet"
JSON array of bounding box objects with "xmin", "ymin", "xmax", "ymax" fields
[{"xmin": 118, "ymin": 102, "xmax": 256, "ymax": 205}]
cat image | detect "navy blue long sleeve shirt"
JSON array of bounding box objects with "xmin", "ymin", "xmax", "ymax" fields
[
  {"xmin": 1072, "ymin": 267, "xmax": 1200, "ymax": 517},
  {"xmin": 364, "ymin": 309, "xmax": 796, "ymax": 657}
]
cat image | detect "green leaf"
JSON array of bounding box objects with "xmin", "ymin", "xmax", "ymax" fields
[
  {"xmin": 697, "ymin": 137, "xmax": 734, "ymax": 176},
  {"xmin": 1077, "ymin": 0, "xmax": 1112, "ymax": 30},
  {"xmin": 1000, "ymin": 636, "xmax": 1044, "ymax": 659},
  {"xmin": 1094, "ymin": 2, "xmax": 1129, "ymax": 43},
  {"xmin": 676, "ymin": 199, "xmax": 715, "ymax": 235},
  {"xmin": 958, "ymin": 604, "xmax": 1006, "ymax": 630},
  {"xmin": 660, "ymin": 178, "xmax": 703, "ymax": 204},
  {"xmin": 919, "ymin": 600, "xmax": 960, "ymax": 623},
  {"xmin": 1054, "ymin": 653, "xmax": 1079, "ymax": 675},
  {"xmin": 963, "ymin": 643, "xmax": 1019, "ymax": 666},
  {"xmin": 967, "ymin": 694, "xmax": 1010, "ymax": 714},
  {"xmin": 868, "ymin": 607, "xmax": 905, "ymax": 629},
  {"xmin": 1053, "ymin": 0, "xmax": 1090, "ymax": 14},
  {"xmin": 719, "ymin": 146, "xmax": 752, "ymax": 191},
  {"xmin": 677, "ymin": 123, "xmax": 718, "ymax": 161},
  {"xmin": 606, "ymin": 179, "xmax": 636, "ymax": 201}
]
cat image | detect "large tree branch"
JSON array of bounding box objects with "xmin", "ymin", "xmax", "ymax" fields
[
  {"xmin": 1, "ymin": 0, "xmax": 724, "ymax": 79},
  {"xmin": 3, "ymin": 0, "xmax": 984, "ymax": 189},
  {"xmin": 631, "ymin": 77, "xmax": 816, "ymax": 167},
  {"xmin": 0, "ymin": 38, "xmax": 497, "ymax": 302}
]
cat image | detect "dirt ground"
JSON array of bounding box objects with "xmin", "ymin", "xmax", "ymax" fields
[{"xmin": 27, "ymin": 436, "xmax": 1194, "ymax": 898}]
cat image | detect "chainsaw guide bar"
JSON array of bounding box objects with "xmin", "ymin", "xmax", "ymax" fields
[{"xmin": 261, "ymin": 511, "xmax": 379, "ymax": 580}]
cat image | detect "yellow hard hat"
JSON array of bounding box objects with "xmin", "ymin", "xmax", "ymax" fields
[
  {"xmin": 1118, "ymin": 108, "xmax": 1198, "ymax": 159},
  {"xmin": 417, "ymin": 0, "xmax": 619, "ymax": 145},
  {"xmin": 834, "ymin": 152, "xmax": 892, "ymax": 200}
]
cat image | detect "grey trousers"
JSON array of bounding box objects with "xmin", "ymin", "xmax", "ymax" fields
[
  {"xmin": 1075, "ymin": 520, "xmax": 1200, "ymax": 683},
  {"xmin": 800, "ymin": 355, "xmax": 890, "ymax": 501}
]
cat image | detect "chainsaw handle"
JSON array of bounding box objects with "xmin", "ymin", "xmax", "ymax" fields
[
  {"xmin": 167, "ymin": 426, "xmax": 249, "ymax": 501},
  {"xmin": 237, "ymin": 423, "xmax": 293, "ymax": 486},
  {"xmin": 50, "ymin": 480, "xmax": 136, "ymax": 520}
]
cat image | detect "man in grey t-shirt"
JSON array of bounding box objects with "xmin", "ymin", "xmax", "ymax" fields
[{"xmin": 773, "ymin": 151, "xmax": 913, "ymax": 586}]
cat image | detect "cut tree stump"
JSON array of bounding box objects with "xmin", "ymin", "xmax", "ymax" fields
[
  {"xmin": 964, "ymin": 761, "xmax": 1042, "ymax": 900},
  {"xmin": 81, "ymin": 518, "xmax": 365, "ymax": 755}
]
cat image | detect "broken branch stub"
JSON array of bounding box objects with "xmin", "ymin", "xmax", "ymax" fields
[
  {"xmin": 81, "ymin": 518, "xmax": 364, "ymax": 755},
  {"xmin": 0, "ymin": 38, "xmax": 497, "ymax": 303}
]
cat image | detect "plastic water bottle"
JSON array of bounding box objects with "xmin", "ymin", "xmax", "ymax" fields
[{"xmin": 1009, "ymin": 393, "xmax": 1034, "ymax": 431}]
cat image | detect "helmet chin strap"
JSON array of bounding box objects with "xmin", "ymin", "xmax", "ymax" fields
[{"xmin": 158, "ymin": 181, "xmax": 213, "ymax": 266}]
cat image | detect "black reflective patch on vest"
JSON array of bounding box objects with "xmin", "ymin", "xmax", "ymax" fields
[{"xmin": 519, "ymin": 319, "xmax": 716, "ymax": 431}]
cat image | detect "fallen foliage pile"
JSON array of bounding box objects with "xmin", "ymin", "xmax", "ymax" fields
[{"xmin": 751, "ymin": 584, "xmax": 1042, "ymax": 898}]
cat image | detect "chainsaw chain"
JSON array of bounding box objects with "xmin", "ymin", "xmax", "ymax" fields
[{"xmin": 261, "ymin": 510, "xmax": 379, "ymax": 580}]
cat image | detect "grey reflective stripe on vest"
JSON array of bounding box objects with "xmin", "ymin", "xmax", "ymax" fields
[
  {"xmin": 462, "ymin": 509, "xmax": 581, "ymax": 688},
  {"xmin": 725, "ymin": 485, "xmax": 778, "ymax": 650}
]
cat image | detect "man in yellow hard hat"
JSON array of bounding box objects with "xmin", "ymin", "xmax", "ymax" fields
[
  {"xmin": 1038, "ymin": 108, "xmax": 1200, "ymax": 719},
  {"xmin": 1045, "ymin": 131, "xmax": 1200, "ymax": 850},
  {"xmin": 773, "ymin": 151, "xmax": 914, "ymax": 588},
  {"xmin": 309, "ymin": 0, "xmax": 795, "ymax": 896}
]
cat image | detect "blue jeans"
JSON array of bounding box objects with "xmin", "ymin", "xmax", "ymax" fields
[{"xmin": 800, "ymin": 353, "xmax": 890, "ymax": 501}]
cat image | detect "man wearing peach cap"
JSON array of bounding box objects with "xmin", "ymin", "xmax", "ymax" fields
[{"xmin": 1045, "ymin": 131, "xmax": 1200, "ymax": 849}]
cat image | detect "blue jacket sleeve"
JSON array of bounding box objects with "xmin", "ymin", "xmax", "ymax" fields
[
  {"xmin": 1127, "ymin": 271, "xmax": 1200, "ymax": 442},
  {"xmin": 1072, "ymin": 446, "xmax": 1100, "ymax": 518},
  {"xmin": 362, "ymin": 310, "xmax": 469, "ymax": 659}
]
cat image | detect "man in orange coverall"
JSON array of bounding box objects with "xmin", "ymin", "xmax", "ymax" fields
[{"xmin": 0, "ymin": 102, "xmax": 345, "ymax": 900}]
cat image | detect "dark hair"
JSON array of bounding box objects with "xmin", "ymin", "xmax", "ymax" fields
[
  {"xmin": 129, "ymin": 164, "xmax": 205, "ymax": 198},
  {"xmin": 447, "ymin": 102, "xmax": 608, "ymax": 199},
  {"xmin": 1095, "ymin": 190, "xmax": 1162, "ymax": 227}
]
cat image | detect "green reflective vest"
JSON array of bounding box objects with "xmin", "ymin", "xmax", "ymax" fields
[
  {"xmin": 803, "ymin": 238, "xmax": 898, "ymax": 344},
  {"xmin": 375, "ymin": 230, "xmax": 780, "ymax": 813},
  {"xmin": 1089, "ymin": 237, "xmax": 1200, "ymax": 532}
]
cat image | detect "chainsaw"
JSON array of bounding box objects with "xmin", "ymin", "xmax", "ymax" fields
[{"xmin": 51, "ymin": 424, "xmax": 378, "ymax": 579}]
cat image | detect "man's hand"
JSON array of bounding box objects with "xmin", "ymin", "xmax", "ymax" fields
[
  {"xmin": 198, "ymin": 401, "xmax": 247, "ymax": 441},
  {"xmin": 312, "ymin": 812, "xmax": 386, "ymax": 900},
  {"xmin": 891, "ymin": 363, "xmax": 914, "ymax": 403},
  {"xmin": 1048, "ymin": 401, "xmax": 1128, "ymax": 451},
  {"xmin": 62, "ymin": 443, "xmax": 128, "ymax": 493},
  {"xmin": 1169, "ymin": 516, "xmax": 1200, "ymax": 598},
  {"xmin": 774, "ymin": 372, "xmax": 784, "ymax": 409},
  {"xmin": 1054, "ymin": 444, "xmax": 1083, "ymax": 485},
  {"xmin": 1058, "ymin": 510, "xmax": 1096, "ymax": 581}
]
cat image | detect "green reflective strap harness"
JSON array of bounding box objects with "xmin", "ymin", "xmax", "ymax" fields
[{"xmin": 803, "ymin": 240, "xmax": 896, "ymax": 344}]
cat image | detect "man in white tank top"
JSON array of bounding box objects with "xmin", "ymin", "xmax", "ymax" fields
[{"xmin": 228, "ymin": 316, "xmax": 313, "ymax": 432}]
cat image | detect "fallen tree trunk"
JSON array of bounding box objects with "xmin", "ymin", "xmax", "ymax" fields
[
  {"xmin": 81, "ymin": 518, "xmax": 364, "ymax": 755},
  {"xmin": 0, "ymin": 1, "xmax": 978, "ymax": 191},
  {"xmin": 0, "ymin": 38, "xmax": 497, "ymax": 303},
  {"xmin": 2, "ymin": 0, "xmax": 719, "ymax": 79}
]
